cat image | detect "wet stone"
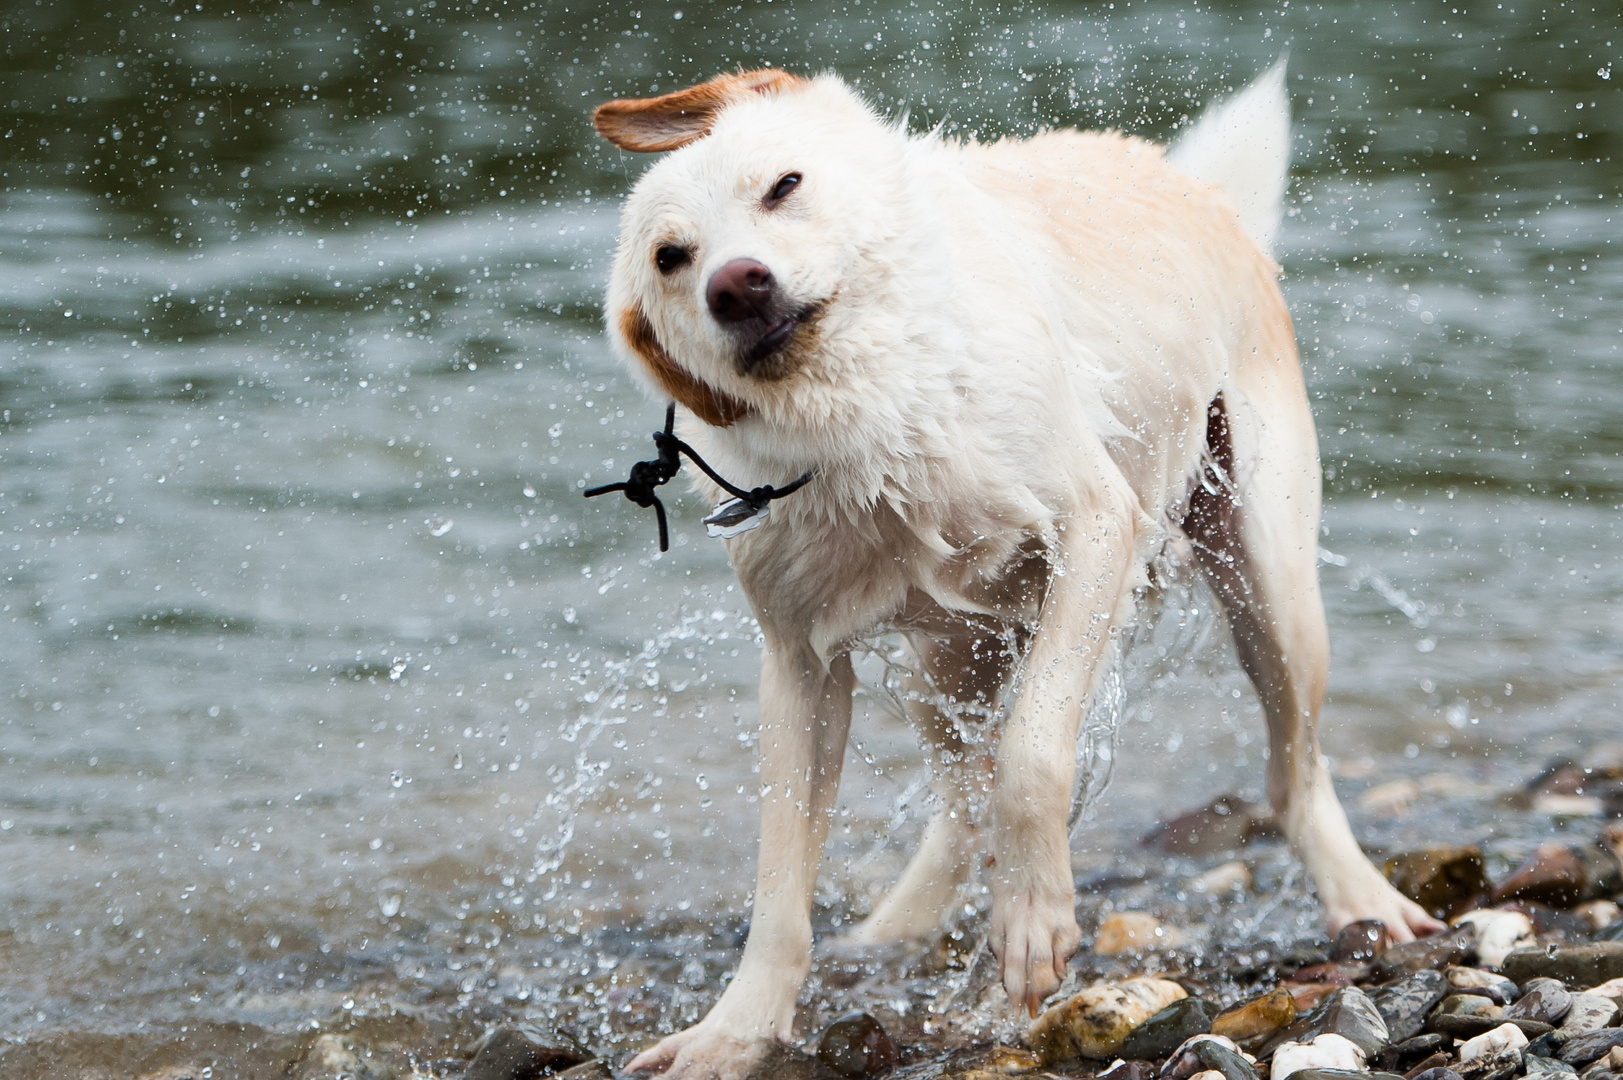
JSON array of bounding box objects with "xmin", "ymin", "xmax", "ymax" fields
[
  {"xmin": 1291, "ymin": 962, "xmax": 1369, "ymax": 988},
  {"xmin": 1290, "ymin": 1071, "xmax": 1405, "ymax": 1080},
  {"xmin": 1579, "ymin": 1047, "xmax": 1623, "ymax": 1080},
  {"xmin": 1565, "ymin": 994, "xmax": 1623, "ymax": 1035},
  {"xmin": 1452, "ymin": 910, "xmax": 1537, "ymax": 971},
  {"xmin": 1160, "ymin": 1034, "xmax": 1259, "ymax": 1080},
  {"xmin": 815, "ymin": 1013, "xmax": 899, "ymax": 1078},
  {"xmin": 1120, "ymin": 998, "xmax": 1220, "ymax": 1061},
  {"xmin": 293, "ymin": 1033, "xmax": 385, "ymax": 1080},
  {"xmin": 1402, "ymin": 1053, "xmax": 1451, "ymax": 1078},
  {"xmin": 1143, "ymin": 795, "xmax": 1267, "ymax": 856},
  {"xmin": 1509, "ymin": 980, "xmax": 1577, "ymax": 1026},
  {"xmin": 1525, "ymin": 1056, "xmax": 1581, "ymax": 1079},
  {"xmin": 1097, "ymin": 912, "xmax": 1179, "ymax": 956},
  {"xmin": 1373, "ymin": 969, "xmax": 1450, "ymax": 1043},
  {"xmin": 1494, "ymin": 845, "xmax": 1589, "ymax": 909},
  {"xmin": 1446, "ymin": 967, "xmax": 1520, "ymax": 1006},
  {"xmin": 1384, "ymin": 847, "xmax": 1491, "ymax": 919},
  {"xmin": 1528, "ymin": 1031, "xmax": 1572, "ymax": 1059},
  {"xmin": 1557, "ymin": 1030, "xmax": 1623, "ymax": 1067},
  {"xmin": 1375, "ymin": 927, "xmax": 1476, "ymax": 980},
  {"xmin": 1030, "ymin": 978, "xmax": 1188, "ymax": 1063},
  {"xmin": 1100, "ymin": 1060, "xmax": 1158, "ymax": 1080},
  {"xmin": 1212, "ymin": 988, "xmax": 1299, "ymax": 1051},
  {"xmin": 1429, "ymin": 994, "xmax": 1509, "ymax": 1040},
  {"xmin": 1375, "ymin": 1032, "xmax": 1448, "ymax": 1072},
  {"xmin": 1311, "ymin": 987, "xmax": 1392, "ymax": 1057},
  {"xmin": 1504, "ymin": 945, "xmax": 1623, "ymax": 989},
  {"xmin": 1272, "ymin": 1034, "xmax": 1367, "ymax": 1080},
  {"xmin": 1408, "ymin": 1068, "xmax": 1465, "ymax": 1080},
  {"xmin": 1460, "ymin": 1022, "xmax": 1530, "ymax": 1063},
  {"xmin": 1332, "ymin": 921, "xmax": 1390, "ymax": 963},
  {"xmin": 463, "ymin": 1026, "xmax": 582, "ymax": 1080},
  {"xmin": 552, "ymin": 1064, "xmax": 614, "ymax": 1080}
]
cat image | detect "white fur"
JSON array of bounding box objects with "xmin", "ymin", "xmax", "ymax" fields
[{"xmin": 598, "ymin": 63, "xmax": 1441, "ymax": 1080}]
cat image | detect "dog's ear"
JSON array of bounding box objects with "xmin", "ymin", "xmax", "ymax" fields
[{"xmin": 594, "ymin": 69, "xmax": 808, "ymax": 153}]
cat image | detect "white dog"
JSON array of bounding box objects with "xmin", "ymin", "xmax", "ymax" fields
[{"xmin": 590, "ymin": 62, "xmax": 1442, "ymax": 1079}]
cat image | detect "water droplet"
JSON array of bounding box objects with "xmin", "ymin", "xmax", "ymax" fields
[
  {"xmin": 523, "ymin": 484, "xmax": 536, "ymax": 498},
  {"xmin": 390, "ymin": 770, "xmax": 404, "ymax": 788},
  {"xmin": 428, "ymin": 517, "xmax": 454, "ymax": 537}
]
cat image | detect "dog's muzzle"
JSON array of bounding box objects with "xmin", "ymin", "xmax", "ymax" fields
[{"xmin": 706, "ymin": 257, "xmax": 811, "ymax": 375}]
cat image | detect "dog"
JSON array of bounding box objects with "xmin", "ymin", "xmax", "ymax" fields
[{"xmin": 590, "ymin": 62, "xmax": 1443, "ymax": 1079}]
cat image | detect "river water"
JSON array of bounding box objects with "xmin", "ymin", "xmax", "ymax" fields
[{"xmin": 1, "ymin": 1, "xmax": 1620, "ymax": 1075}]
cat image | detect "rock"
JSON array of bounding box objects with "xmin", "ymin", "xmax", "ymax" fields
[
  {"xmin": 1456, "ymin": 1051, "xmax": 1525, "ymax": 1080},
  {"xmin": 1097, "ymin": 912, "xmax": 1182, "ymax": 955},
  {"xmin": 1564, "ymin": 996, "xmax": 1622, "ymax": 1035},
  {"xmin": 1453, "ymin": 910, "xmax": 1537, "ymax": 970},
  {"xmin": 293, "ymin": 1034, "xmax": 384, "ymax": 1080},
  {"xmin": 1529, "ymin": 1032, "xmax": 1572, "ymax": 1059},
  {"xmin": 1495, "ymin": 845, "xmax": 1590, "ymax": 909},
  {"xmin": 1460, "ymin": 1023, "xmax": 1530, "ymax": 1062},
  {"xmin": 1510, "ymin": 979, "xmax": 1577, "ymax": 1026},
  {"xmin": 1100, "ymin": 1060, "xmax": 1156, "ymax": 1080},
  {"xmin": 1374, "ymin": 926, "xmax": 1477, "ymax": 980},
  {"xmin": 1579, "ymin": 903, "xmax": 1623, "ymax": 933},
  {"xmin": 1160, "ymin": 1034, "xmax": 1259, "ymax": 1080},
  {"xmin": 1030, "ymin": 977, "xmax": 1189, "ymax": 1063},
  {"xmin": 1385, "ymin": 847, "xmax": 1492, "ymax": 919},
  {"xmin": 1272, "ymin": 1034, "xmax": 1367, "ymax": 1080},
  {"xmin": 1143, "ymin": 795, "xmax": 1269, "ymax": 856},
  {"xmin": 1374, "ymin": 1033, "xmax": 1448, "ymax": 1073},
  {"xmin": 1332, "ymin": 921, "xmax": 1390, "ymax": 963},
  {"xmin": 1428, "ymin": 994, "xmax": 1508, "ymax": 1039},
  {"xmin": 463, "ymin": 1026, "xmax": 583, "ymax": 1080},
  {"xmin": 1121, "ymin": 998, "xmax": 1220, "ymax": 1060},
  {"xmin": 1525, "ymin": 1056, "xmax": 1580, "ymax": 1078},
  {"xmin": 1504, "ymin": 944, "xmax": 1623, "ymax": 989},
  {"xmin": 1407, "ymin": 1068, "xmax": 1463, "ymax": 1080},
  {"xmin": 1291, "ymin": 1072, "xmax": 1404, "ymax": 1080},
  {"xmin": 1591, "ymin": 979, "xmax": 1623, "ymax": 1004},
  {"xmin": 1580, "ymin": 1047, "xmax": 1623, "ymax": 1080},
  {"xmin": 1290, "ymin": 983, "xmax": 1346, "ymax": 1014},
  {"xmin": 553, "ymin": 1065, "xmax": 614, "ymax": 1080},
  {"xmin": 1558, "ymin": 1031, "xmax": 1623, "ymax": 1067},
  {"xmin": 1373, "ymin": 970, "xmax": 1449, "ymax": 1043},
  {"xmin": 1194, "ymin": 861, "xmax": 1254, "ymax": 895},
  {"xmin": 1401, "ymin": 1053, "xmax": 1450, "ymax": 1078},
  {"xmin": 816, "ymin": 1013, "xmax": 899, "ymax": 1078},
  {"xmin": 1312, "ymin": 987, "xmax": 1391, "ymax": 1057},
  {"xmin": 1212, "ymin": 988, "xmax": 1299, "ymax": 1050},
  {"xmin": 1360, "ymin": 779, "xmax": 1421, "ymax": 816},
  {"xmin": 1446, "ymin": 967, "xmax": 1521, "ymax": 1006}
]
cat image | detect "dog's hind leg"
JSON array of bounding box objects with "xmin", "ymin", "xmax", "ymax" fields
[
  {"xmin": 845, "ymin": 626, "xmax": 1005, "ymax": 945},
  {"xmin": 1185, "ymin": 354, "xmax": 1444, "ymax": 943}
]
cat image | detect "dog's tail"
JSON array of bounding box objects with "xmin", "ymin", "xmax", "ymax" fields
[{"xmin": 1167, "ymin": 55, "xmax": 1291, "ymax": 256}]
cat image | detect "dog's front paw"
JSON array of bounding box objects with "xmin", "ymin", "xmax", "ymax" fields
[
  {"xmin": 989, "ymin": 882, "xmax": 1081, "ymax": 1017},
  {"xmin": 1321, "ymin": 865, "xmax": 1445, "ymax": 944},
  {"xmin": 623, "ymin": 1023, "xmax": 776, "ymax": 1080}
]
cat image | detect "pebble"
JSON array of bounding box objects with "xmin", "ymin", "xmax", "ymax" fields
[
  {"xmin": 1212, "ymin": 988, "xmax": 1299, "ymax": 1050},
  {"xmin": 553, "ymin": 1064, "xmax": 614, "ymax": 1080},
  {"xmin": 1375, "ymin": 926, "xmax": 1477, "ymax": 980},
  {"xmin": 1508, "ymin": 979, "xmax": 1577, "ymax": 1026},
  {"xmin": 1097, "ymin": 912, "xmax": 1182, "ymax": 955},
  {"xmin": 1359, "ymin": 779, "xmax": 1421, "ymax": 817},
  {"xmin": 1409, "ymin": 1069, "xmax": 1465, "ymax": 1080},
  {"xmin": 1290, "ymin": 1071, "xmax": 1405, "ymax": 1080},
  {"xmin": 1332, "ymin": 921, "xmax": 1390, "ymax": 963},
  {"xmin": 1194, "ymin": 861, "xmax": 1254, "ymax": 895},
  {"xmin": 463, "ymin": 1026, "xmax": 582, "ymax": 1080},
  {"xmin": 1566, "ymin": 998, "xmax": 1623, "ymax": 1036},
  {"xmin": 1404, "ymin": 1052, "xmax": 1452, "ymax": 1077},
  {"xmin": 1313, "ymin": 986, "xmax": 1392, "ymax": 1057},
  {"xmin": 816, "ymin": 1012, "xmax": 900, "ymax": 1078},
  {"xmin": 1504, "ymin": 944, "xmax": 1623, "ymax": 989},
  {"xmin": 1524, "ymin": 1056, "xmax": 1581, "ymax": 1078},
  {"xmin": 1121, "ymin": 998, "xmax": 1220, "ymax": 1061},
  {"xmin": 1143, "ymin": 795, "xmax": 1267, "ymax": 856},
  {"xmin": 1272, "ymin": 1033, "xmax": 1368, "ymax": 1080},
  {"xmin": 1459, "ymin": 1023, "xmax": 1530, "ymax": 1063},
  {"xmin": 1429, "ymin": 994, "xmax": 1509, "ymax": 1040},
  {"xmin": 1375, "ymin": 1032, "xmax": 1448, "ymax": 1073},
  {"xmin": 1583, "ymin": 1047, "xmax": 1623, "ymax": 1079},
  {"xmin": 1589, "ymin": 979, "xmax": 1623, "ymax": 1004},
  {"xmin": 1384, "ymin": 847, "xmax": 1491, "ymax": 919},
  {"xmin": 293, "ymin": 1033, "xmax": 385, "ymax": 1080},
  {"xmin": 1453, "ymin": 910, "xmax": 1537, "ymax": 970},
  {"xmin": 1557, "ymin": 1030, "xmax": 1623, "ymax": 1067},
  {"xmin": 1030, "ymin": 977, "xmax": 1189, "ymax": 1063},
  {"xmin": 1100, "ymin": 1060, "xmax": 1157, "ymax": 1080},
  {"xmin": 1374, "ymin": 970, "xmax": 1449, "ymax": 1042},
  {"xmin": 1160, "ymin": 1034, "xmax": 1259, "ymax": 1080},
  {"xmin": 1578, "ymin": 903, "xmax": 1623, "ymax": 933},
  {"xmin": 1447, "ymin": 967, "xmax": 1522, "ymax": 1006},
  {"xmin": 1494, "ymin": 844, "xmax": 1588, "ymax": 909}
]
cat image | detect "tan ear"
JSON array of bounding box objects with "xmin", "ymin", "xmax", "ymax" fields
[
  {"xmin": 594, "ymin": 69, "xmax": 808, "ymax": 153},
  {"xmin": 617, "ymin": 307, "xmax": 754, "ymax": 428}
]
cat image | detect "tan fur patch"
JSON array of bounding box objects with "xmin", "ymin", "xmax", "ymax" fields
[
  {"xmin": 594, "ymin": 69, "xmax": 808, "ymax": 153},
  {"xmin": 618, "ymin": 307, "xmax": 753, "ymax": 428}
]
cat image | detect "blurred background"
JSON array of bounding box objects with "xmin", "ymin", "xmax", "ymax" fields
[{"xmin": 0, "ymin": 0, "xmax": 1620, "ymax": 1071}]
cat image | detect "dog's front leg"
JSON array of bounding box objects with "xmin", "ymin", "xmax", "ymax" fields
[
  {"xmin": 990, "ymin": 502, "xmax": 1135, "ymax": 1017},
  {"xmin": 626, "ymin": 637, "xmax": 853, "ymax": 1079}
]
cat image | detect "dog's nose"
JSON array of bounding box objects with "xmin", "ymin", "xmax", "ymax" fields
[{"xmin": 706, "ymin": 258, "xmax": 775, "ymax": 324}]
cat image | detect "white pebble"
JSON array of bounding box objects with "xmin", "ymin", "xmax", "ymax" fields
[
  {"xmin": 1451, "ymin": 908, "xmax": 1535, "ymax": 968},
  {"xmin": 1271, "ymin": 1033, "xmax": 1368, "ymax": 1080},
  {"xmin": 1459, "ymin": 1022, "xmax": 1529, "ymax": 1063}
]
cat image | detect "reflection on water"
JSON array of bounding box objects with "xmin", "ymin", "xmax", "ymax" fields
[{"xmin": 1, "ymin": 0, "xmax": 1621, "ymax": 1069}]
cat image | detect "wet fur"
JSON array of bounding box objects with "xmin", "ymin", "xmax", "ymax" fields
[{"xmin": 593, "ymin": 66, "xmax": 1443, "ymax": 1080}]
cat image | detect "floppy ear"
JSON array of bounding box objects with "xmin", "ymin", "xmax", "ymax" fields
[{"xmin": 594, "ymin": 69, "xmax": 808, "ymax": 153}]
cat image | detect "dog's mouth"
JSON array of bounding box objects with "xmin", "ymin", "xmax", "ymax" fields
[{"xmin": 735, "ymin": 303, "xmax": 825, "ymax": 378}]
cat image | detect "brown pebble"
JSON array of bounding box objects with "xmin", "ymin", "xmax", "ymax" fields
[
  {"xmin": 1287, "ymin": 983, "xmax": 1342, "ymax": 1013},
  {"xmin": 1096, "ymin": 912, "xmax": 1180, "ymax": 956},
  {"xmin": 1331, "ymin": 921, "xmax": 1389, "ymax": 963},
  {"xmin": 815, "ymin": 1012, "xmax": 899, "ymax": 1078},
  {"xmin": 1404, "ymin": 1053, "xmax": 1451, "ymax": 1079},
  {"xmin": 1028, "ymin": 977, "xmax": 1188, "ymax": 1063},
  {"xmin": 1493, "ymin": 843, "xmax": 1586, "ymax": 909},
  {"xmin": 1383, "ymin": 847, "xmax": 1491, "ymax": 919},
  {"xmin": 1212, "ymin": 987, "xmax": 1299, "ymax": 1048}
]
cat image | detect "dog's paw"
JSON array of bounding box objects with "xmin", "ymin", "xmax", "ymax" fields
[
  {"xmin": 989, "ymin": 883, "xmax": 1081, "ymax": 1017},
  {"xmin": 1321, "ymin": 867, "xmax": 1445, "ymax": 944},
  {"xmin": 623, "ymin": 1024, "xmax": 775, "ymax": 1079}
]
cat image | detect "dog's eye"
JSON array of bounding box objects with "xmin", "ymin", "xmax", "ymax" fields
[
  {"xmin": 764, "ymin": 172, "xmax": 802, "ymax": 207},
  {"xmin": 654, "ymin": 244, "xmax": 691, "ymax": 275}
]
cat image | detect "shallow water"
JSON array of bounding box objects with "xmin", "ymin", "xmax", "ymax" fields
[{"xmin": 1, "ymin": 0, "xmax": 1621, "ymax": 1074}]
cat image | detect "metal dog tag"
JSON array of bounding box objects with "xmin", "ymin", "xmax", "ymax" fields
[{"xmin": 703, "ymin": 498, "xmax": 769, "ymax": 539}]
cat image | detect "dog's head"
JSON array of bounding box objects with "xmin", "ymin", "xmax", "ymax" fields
[{"xmin": 596, "ymin": 70, "xmax": 898, "ymax": 428}]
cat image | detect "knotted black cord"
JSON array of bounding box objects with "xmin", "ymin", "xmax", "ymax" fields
[{"xmin": 583, "ymin": 402, "xmax": 814, "ymax": 552}]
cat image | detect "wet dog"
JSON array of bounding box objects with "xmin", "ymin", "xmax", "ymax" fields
[{"xmin": 591, "ymin": 63, "xmax": 1443, "ymax": 1078}]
